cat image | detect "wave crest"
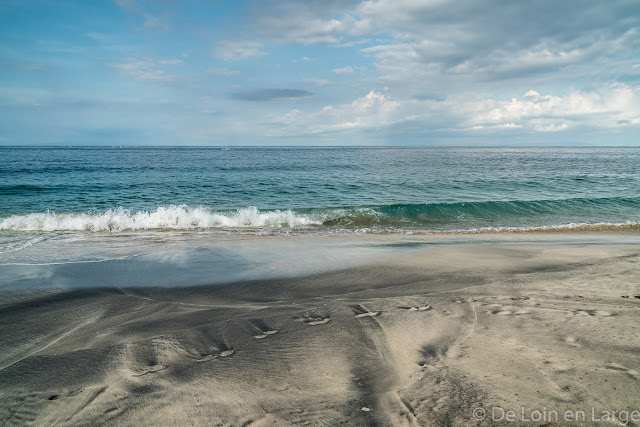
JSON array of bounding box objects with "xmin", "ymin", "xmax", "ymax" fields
[
  {"xmin": 0, "ymin": 206, "xmax": 320, "ymax": 232},
  {"xmin": 1, "ymin": 198, "xmax": 639, "ymax": 233}
]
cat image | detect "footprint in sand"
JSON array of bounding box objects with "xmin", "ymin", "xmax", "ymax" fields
[
  {"xmin": 305, "ymin": 317, "xmax": 331, "ymax": 325},
  {"xmin": 542, "ymin": 360, "xmax": 574, "ymax": 373},
  {"xmin": 488, "ymin": 305, "xmax": 531, "ymax": 316},
  {"xmin": 132, "ymin": 364, "xmax": 167, "ymax": 376},
  {"xmin": 249, "ymin": 319, "xmax": 279, "ymax": 339},
  {"xmin": 398, "ymin": 304, "xmax": 432, "ymax": 311},
  {"xmin": 206, "ymin": 341, "xmax": 235, "ymax": 360},
  {"xmin": 604, "ymin": 363, "xmax": 639, "ymax": 379},
  {"xmin": 46, "ymin": 388, "xmax": 86, "ymax": 401},
  {"xmin": 253, "ymin": 331, "xmax": 279, "ymax": 339},
  {"xmin": 564, "ymin": 336, "xmax": 582, "ymax": 347},
  {"xmin": 350, "ymin": 304, "xmax": 380, "ymax": 318},
  {"xmin": 296, "ymin": 313, "xmax": 331, "ymax": 325},
  {"xmin": 195, "ymin": 349, "xmax": 234, "ymax": 361},
  {"xmin": 573, "ymin": 309, "xmax": 614, "ymax": 317}
]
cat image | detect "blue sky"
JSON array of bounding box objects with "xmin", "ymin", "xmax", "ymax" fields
[{"xmin": 1, "ymin": 0, "xmax": 639, "ymax": 145}]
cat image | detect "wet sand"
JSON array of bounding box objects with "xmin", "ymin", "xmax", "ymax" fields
[{"xmin": 0, "ymin": 237, "xmax": 639, "ymax": 426}]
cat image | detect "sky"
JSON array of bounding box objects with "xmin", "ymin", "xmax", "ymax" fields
[{"xmin": 0, "ymin": 0, "xmax": 639, "ymax": 146}]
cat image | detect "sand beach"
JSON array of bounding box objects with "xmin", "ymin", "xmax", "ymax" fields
[{"xmin": 1, "ymin": 234, "xmax": 638, "ymax": 426}]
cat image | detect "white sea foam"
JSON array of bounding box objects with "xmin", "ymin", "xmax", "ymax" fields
[
  {"xmin": 1, "ymin": 205, "xmax": 638, "ymax": 235},
  {"xmin": 457, "ymin": 221, "xmax": 640, "ymax": 234},
  {"xmin": 0, "ymin": 206, "xmax": 321, "ymax": 232},
  {"xmin": 0, "ymin": 234, "xmax": 53, "ymax": 254}
]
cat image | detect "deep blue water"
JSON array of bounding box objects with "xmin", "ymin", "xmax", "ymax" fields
[{"xmin": 1, "ymin": 146, "xmax": 639, "ymax": 235}]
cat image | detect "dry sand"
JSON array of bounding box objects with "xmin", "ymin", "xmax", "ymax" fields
[{"xmin": 0, "ymin": 239, "xmax": 639, "ymax": 426}]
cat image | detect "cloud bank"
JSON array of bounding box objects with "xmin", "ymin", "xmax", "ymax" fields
[{"xmin": 270, "ymin": 84, "xmax": 640, "ymax": 138}]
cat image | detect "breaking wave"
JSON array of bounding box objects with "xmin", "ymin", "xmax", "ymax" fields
[
  {"xmin": 0, "ymin": 197, "xmax": 638, "ymax": 233},
  {"xmin": 0, "ymin": 206, "xmax": 320, "ymax": 232}
]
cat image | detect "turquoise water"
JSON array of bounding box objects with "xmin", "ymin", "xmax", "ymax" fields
[
  {"xmin": 1, "ymin": 146, "xmax": 639, "ymax": 236},
  {"xmin": 1, "ymin": 146, "xmax": 639, "ymax": 285}
]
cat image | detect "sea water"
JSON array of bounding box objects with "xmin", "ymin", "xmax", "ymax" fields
[
  {"xmin": 1, "ymin": 146, "xmax": 639, "ymax": 285},
  {"xmin": 2, "ymin": 146, "xmax": 639, "ymax": 232}
]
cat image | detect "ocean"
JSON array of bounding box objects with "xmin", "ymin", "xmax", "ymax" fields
[
  {"xmin": 2, "ymin": 146, "xmax": 639, "ymax": 232},
  {"xmin": 1, "ymin": 146, "xmax": 639, "ymax": 286}
]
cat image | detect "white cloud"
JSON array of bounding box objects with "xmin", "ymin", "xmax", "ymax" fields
[
  {"xmin": 268, "ymin": 90, "xmax": 403, "ymax": 136},
  {"xmin": 214, "ymin": 41, "xmax": 266, "ymax": 61},
  {"xmin": 114, "ymin": 1, "xmax": 170, "ymax": 32},
  {"xmin": 109, "ymin": 57, "xmax": 175, "ymax": 82},
  {"xmin": 114, "ymin": 0, "xmax": 135, "ymax": 12},
  {"xmin": 248, "ymin": 0, "xmax": 639, "ymax": 105},
  {"xmin": 531, "ymin": 121, "xmax": 569, "ymax": 132},
  {"xmin": 361, "ymin": 27, "xmax": 640, "ymax": 94},
  {"xmin": 333, "ymin": 66, "xmax": 354, "ymax": 74},
  {"xmin": 300, "ymin": 78, "xmax": 332, "ymax": 86},
  {"xmin": 97, "ymin": 1, "xmax": 640, "ymax": 144},
  {"xmin": 259, "ymin": 17, "xmax": 345, "ymax": 44},
  {"xmin": 157, "ymin": 58, "xmax": 183, "ymax": 65},
  {"xmin": 355, "ymin": 0, "xmax": 452, "ymax": 32},
  {"xmin": 142, "ymin": 14, "xmax": 169, "ymax": 31},
  {"xmin": 457, "ymin": 28, "xmax": 640, "ymax": 77},
  {"xmin": 333, "ymin": 38, "xmax": 372, "ymax": 48},
  {"xmin": 472, "ymin": 123, "xmax": 522, "ymax": 130},
  {"xmin": 253, "ymin": 2, "xmax": 370, "ymax": 45},
  {"xmin": 267, "ymin": 84, "xmax": 640, "ymax": 137},
  {"xmin": 471, "ymin": 84, "xmax": 640, "ymax": 128}
]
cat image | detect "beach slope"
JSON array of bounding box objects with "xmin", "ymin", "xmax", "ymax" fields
[{"xmin": 0, "ymin": 240, "xmax": 639, "ymax": 426}]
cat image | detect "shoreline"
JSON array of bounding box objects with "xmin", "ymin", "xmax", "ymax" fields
[
  {"xmin": 3, "ymin": 231, "xmax": 640, "ymax": 291},
  {"xmin": 2, "ymin": 219, "xmax": 640, "ymax": 236},
  {"xmin": 0, "ymin": 235, "xmax": 639, "ymax": 425}
]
